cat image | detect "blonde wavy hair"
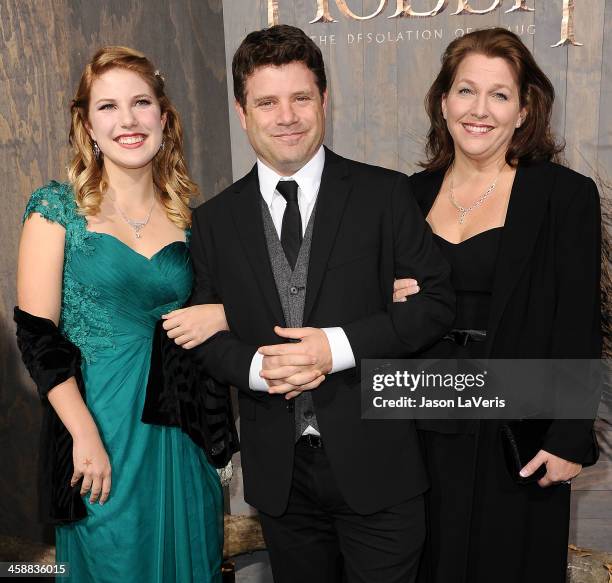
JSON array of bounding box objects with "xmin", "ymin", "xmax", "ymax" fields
[{"xmin": 68, "ymin": 46, "xmax": 199, "ymax": 228}]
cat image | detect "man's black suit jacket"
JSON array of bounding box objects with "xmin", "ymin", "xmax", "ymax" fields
[{"xmin": 190, "ymin": 147, "xmax": 455, "ymax": 516}]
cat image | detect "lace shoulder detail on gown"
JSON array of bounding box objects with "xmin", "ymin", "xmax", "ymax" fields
[
  {"xmin": 24, "ymin": 181, "xmax": 95, "ymax": 255},
  {"xmin": 23, "ymin": 181, "xmax": 76, "ymax": 227}
]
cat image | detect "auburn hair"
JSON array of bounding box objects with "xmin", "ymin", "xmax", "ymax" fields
[
  {"xmin": 68, "ymin": 46, "xmax": 199, "ymax": 228},
  {"xmin": 422, "ymin": 28, "xmax": 564, "ymax": 171}
]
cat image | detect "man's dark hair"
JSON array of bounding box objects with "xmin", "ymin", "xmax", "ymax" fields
[{"xmin": 232, "ymin": 25, "xmax": 327, "ymax": 109}]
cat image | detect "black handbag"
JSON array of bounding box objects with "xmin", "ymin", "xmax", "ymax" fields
[{"xmin": 500, "ymin": 419, "xmax": 551, "ymax": 484}]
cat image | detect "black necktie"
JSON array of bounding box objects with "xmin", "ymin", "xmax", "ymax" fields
[{"xmin": 276, "ymin": 180, "xmax": 302, "ymax": 270}]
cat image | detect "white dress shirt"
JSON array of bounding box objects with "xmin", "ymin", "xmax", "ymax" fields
[{"xmin": 248, "ymin": 146, "xmax": 356, "ymax": 395}]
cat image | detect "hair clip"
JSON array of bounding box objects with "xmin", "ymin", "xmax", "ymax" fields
[{"xmin": 154, "ymin": 70, "xmax": 165, "ymax": 82}]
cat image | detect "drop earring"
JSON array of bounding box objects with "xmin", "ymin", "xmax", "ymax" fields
[{"xmin": 92, "ymin": 141, "xmax": 101, "ymax": 160}]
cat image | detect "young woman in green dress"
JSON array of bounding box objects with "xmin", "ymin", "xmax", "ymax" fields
[{"xmin": 17, "ymin": 46, "xmax": 229, "ymax": 583}]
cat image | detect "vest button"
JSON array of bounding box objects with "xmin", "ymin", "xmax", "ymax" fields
[
  {"xmin": 304, "ymin": 410, "xmax": 313, "ymax": 420},
  {"xmin": 289, "ymin": 286, "xmax": 299, "ymax": 295}
]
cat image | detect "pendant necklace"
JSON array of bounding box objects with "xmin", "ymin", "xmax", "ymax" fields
[
  {"xmin": 449, "ymin": 164, "xmax": 504, "ymax": 224},
  {"xmin": 114, "ymin": 195, "xmax": 155, "ymax": 239}
]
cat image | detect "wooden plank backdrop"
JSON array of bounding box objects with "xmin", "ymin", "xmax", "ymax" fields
[
  {"xmin": 222, "ymin": 0, "xmax": 610, "ymax": 177},
  {"xmin": 0, "ymin": 0, "xmax": 232, "ymax": 543},
  {"xmin": 221, "ymin": 0, "xmax": 612, "ymax": 550},
  {"xmin": 598, "ymin": 0, "xmax": 612, "ymax": 181}
]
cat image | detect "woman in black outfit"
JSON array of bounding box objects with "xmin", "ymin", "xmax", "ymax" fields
[{"xmin": 395, "ymin": 28, "xmax": 601, "ymax": 583}]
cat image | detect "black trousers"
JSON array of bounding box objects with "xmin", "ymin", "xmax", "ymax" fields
[{"xmin": 258, "ymin": 439, "xmax": 425, "ymax": 583}]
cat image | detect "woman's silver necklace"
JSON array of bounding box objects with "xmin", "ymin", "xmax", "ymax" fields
[
  {"xmin": 449, "ymin": 165, "xmax": 504, "ymax": 224},
  {"xmin": 114, "ymin": 196, "xmax": 155, "ymax": 239}
]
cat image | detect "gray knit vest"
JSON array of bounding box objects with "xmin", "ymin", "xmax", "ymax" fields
[{"xmin": 261, "ymin": 199, "xmax": 320, "ymax": 440}]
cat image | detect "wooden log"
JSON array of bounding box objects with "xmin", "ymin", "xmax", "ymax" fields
[{"xmin": 223, "ymin": 514, "xmax": 266, "ymax": 558}]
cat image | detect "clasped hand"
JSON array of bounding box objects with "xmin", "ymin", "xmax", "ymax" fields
[
  {"xmin": 258, "ymin": 326, "xmax": 332, "ymax": 400},
  {"xmin": 255, "ymin": 279, "xmax": 420, "ymax": 399}
]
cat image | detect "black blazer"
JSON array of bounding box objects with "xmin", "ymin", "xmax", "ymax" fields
[
  {"xmin": 410, "ymin": 160, "xmax": 602, "ymax": 464},
  {"xmin": 189, "ymin": 147, "xmax": 455, "ymax": 515}
]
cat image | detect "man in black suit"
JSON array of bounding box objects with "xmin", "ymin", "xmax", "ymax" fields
[{"xmin": 187, "ymin": 25, "xmax": 454, "ymax": 583}]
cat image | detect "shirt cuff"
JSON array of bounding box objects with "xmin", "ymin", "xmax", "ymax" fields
[
  {"xmin": 322, "ymin": 327, "xmax": 356, "ymax": 374},
  {"xmin": 249, "ymin": 351, "xmax": 269, "ymax": 392}
]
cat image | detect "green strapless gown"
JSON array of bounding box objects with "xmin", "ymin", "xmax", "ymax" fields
[{"xmin": 24, "ymin": 182, "xmax": 223, "ymax": 583}]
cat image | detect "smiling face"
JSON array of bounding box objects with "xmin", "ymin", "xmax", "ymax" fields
[
  {"xmin": 442, "ymin": 53, "xmax": 526, "ymax": 164},
  {"xmin": 235, "ymin": 62, "xmax": 327, "ymax": 176},
  {"xmin": 86, "ymin": 68, "xmax": 166, "ymax": 171}
]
